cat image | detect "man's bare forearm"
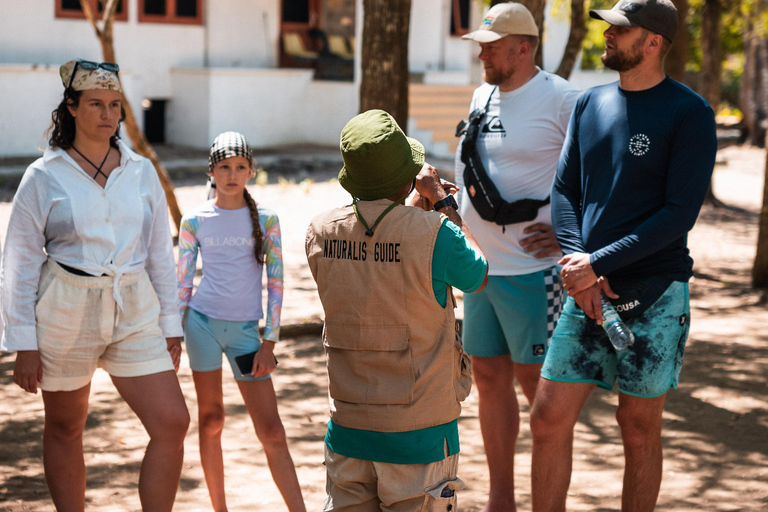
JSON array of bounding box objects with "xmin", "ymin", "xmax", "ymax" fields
[{"xmin": 441, "ymin": 207, "xmax": 484, "ymax": 263}]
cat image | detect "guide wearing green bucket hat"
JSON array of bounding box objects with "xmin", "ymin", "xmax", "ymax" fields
[
  {"xmin": 338, "ymin": 109, "xmax": 425, "ymax": 201},
  {"xmin": 306, "ymin": 110, "xmax": 488, "ymax": 512},
  {"xmin": 338, "ymin": 109, "xmax": 427, "ymax": 235}
]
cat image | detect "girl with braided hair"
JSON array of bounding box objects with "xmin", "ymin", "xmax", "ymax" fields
[{"xmin": 177, "ymin": 132, "xmax": 305, "ymax": 512}]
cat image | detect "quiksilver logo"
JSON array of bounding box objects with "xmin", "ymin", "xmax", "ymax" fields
[
  {"xmin": 483, "ymin": 116, "xmax": 506, "ymax": 134},
  {"xmin": 616, "ymin": 299, "xmax": 641, "ymax": 312}
]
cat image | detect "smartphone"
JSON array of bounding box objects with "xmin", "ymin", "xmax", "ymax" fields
[{"xmin": 234, "ymin": 350, "xmax": 279, "ymax": 376}]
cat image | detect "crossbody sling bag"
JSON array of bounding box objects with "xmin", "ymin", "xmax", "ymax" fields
[{"xmin": 457, "ymin": 87, "xmax": 550, "ymax": 225}]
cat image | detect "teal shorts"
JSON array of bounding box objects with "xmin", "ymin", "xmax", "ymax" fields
[
  {"xmin": 184, "ymin": 308, "xmax": 269, "ymax": 381},
  {"xmin": 541, "ymin": 281, "xmax": 690, "ymax": 397},
  {"xmin": 463, "ymin": 267, "xmax": 563, "ymax": 364}
]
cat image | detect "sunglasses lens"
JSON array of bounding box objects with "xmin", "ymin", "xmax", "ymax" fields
[
  {"xmin": 101, "ymin": 63, "xmax": 120, "ymax": 73},
  {"xmin": 78, "ymin": 60, "xmax": 99, "ymax": 70}
]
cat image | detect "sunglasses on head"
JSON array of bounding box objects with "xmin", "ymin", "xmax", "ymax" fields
[{"xmin": 67, "ymin": 60, "xmax": 120, "ymax": 90}]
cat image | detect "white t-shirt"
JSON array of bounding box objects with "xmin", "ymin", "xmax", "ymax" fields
[{"xmin": 455, "ymin": 69, "xmax": 580, "ymax": 276}]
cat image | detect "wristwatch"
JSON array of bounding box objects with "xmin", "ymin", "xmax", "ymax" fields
[{"xmin": 433, "ymin": 195, "xmax": 458, "ymax": 212}]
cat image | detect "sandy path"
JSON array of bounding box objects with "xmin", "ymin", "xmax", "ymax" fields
[{"xmin": 1, "ymin": 146, "xmax": 767, "ymax": 511}]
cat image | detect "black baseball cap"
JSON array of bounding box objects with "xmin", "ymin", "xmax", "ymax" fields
[{"xmin": 590, "ymin": 0, "xmax": 678, "ymax": 42}]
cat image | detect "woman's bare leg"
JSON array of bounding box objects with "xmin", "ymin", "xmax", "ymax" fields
[
  {"xmin": 111, "ymin": 371, "xmax": 189, "ymax": 512},
  {"xmin": 42, "ymin": 383, "xmax": 91, "ymax": 512}
]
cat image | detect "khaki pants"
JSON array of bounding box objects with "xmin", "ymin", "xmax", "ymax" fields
[{"xmin": 324, "ymin": 445, "xmax": 464, "ymax": 512}]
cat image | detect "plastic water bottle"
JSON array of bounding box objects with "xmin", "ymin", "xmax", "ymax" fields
[{"xmin": 601, "ymin": 296, "xmax": 635, "ymax": 351}]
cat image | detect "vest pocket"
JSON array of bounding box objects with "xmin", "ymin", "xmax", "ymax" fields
[
  {"xmin": 420, "ymin": 477, "xmax": 464, "ymax": 511},
  {"xmin": 453, "ymin": 330, "xmax": 472, "ymax": 402},
  {"xmin": 323, "ymin": 323, "xmax": 414, "ymax": 405}
]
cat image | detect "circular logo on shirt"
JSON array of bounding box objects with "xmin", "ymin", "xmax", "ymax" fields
[{"xmin": 628, "ymin": 134, "xmax": 650, "ymax": 156}]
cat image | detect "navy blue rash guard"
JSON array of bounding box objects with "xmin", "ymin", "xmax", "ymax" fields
[{"xmin": 551, "ymin": 77, "xmax": 717, "ymax": 281}]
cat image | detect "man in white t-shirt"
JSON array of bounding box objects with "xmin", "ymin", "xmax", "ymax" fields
[{"xmin": 455, "ymin": 2, "xmax": 580, "ymax": 509}]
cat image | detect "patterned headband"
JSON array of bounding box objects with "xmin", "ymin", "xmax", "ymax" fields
[
  {"xmin": 59, "ymin": 60, "xmax": 121, "ymax": 92},
  {"xmin": 209, "ymin": 132, "xmax": 253, "ymax": 169}
]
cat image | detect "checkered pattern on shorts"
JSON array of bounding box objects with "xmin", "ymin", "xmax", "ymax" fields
[
  {"xmin": 544, "ymin": 266, "xmax": 563, "ymax": 342},
  {"xmin": 209, "ymin": 131, "xmax": 252, "ymax": 169}
]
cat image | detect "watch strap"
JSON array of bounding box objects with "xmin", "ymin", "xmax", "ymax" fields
[{"xmin": 433, "ymin": 195, "xmax": 458, "ymax": 212}]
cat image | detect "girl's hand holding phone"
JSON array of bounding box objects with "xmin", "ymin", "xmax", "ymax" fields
[{"xmin": 251, "ymin": 340, "xmax": 277, "ymax": 378}]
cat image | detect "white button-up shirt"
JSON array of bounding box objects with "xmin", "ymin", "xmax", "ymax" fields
[{"xmin": 1, "ymin": 140, "xmax": 183, "ymax": 351}]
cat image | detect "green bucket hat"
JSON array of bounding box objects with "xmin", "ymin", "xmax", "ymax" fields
[{"xmin": 338, "ymin": 110, "xmax": 425, "ymax": 200}]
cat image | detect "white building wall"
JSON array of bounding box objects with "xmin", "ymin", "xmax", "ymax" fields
[
  {"xmin": 205, "ymin": 1, "xmax": 280, "ymax": 68},
  {"xmin": 542, "ymin": 4, "xmax": 570, "ymax": 73},
  {"xmin": 444, "ymin": 35, "xmax": 473, "ymax": 73},
  {"xmin": 0, "ymin": 64, "xmax": 145, "ymax": 157},
  {"xmin": 0, "ymin": 1, "xmax": 206, "ymax": 99},
  {"xmin": 0, "ymin": 1, "xmax": 352, "ymax": 156},
  {"xmin": 408, "ymin": 0, "xmax": 474, "ymax": 73},
  {"xmin": 409, "ymin": 0, "xmax": 445, "ymax": 72},
  {"xmin": 166, "ymin": 69, "xmax": 212, "ymax": 149},
  {"xmin": 167, "ymin": 68, "xmax": 358, "ymax": 150},
  {"xmin": 0, "ymin": 66, "xmax": 63, "ymax": 157}
]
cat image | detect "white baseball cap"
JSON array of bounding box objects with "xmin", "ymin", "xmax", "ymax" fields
[{"xmin": 462, "ymin": 2, "xmax": 538, "ymax": 43}]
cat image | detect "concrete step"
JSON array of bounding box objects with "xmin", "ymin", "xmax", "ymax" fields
[
  {"xmin": 409, "ymin": 84, "xmax": 477, "ymax": 95},
  {"xmin": 409, "ymin": 83, "xmax": 477, "ymax": 160},
  {"xmin": 413, "ymin": 117, "xmax": 463, "ymax": 131},
  {"xmin": 409, "ymin": 105, "xmax": 468, "ymax": 117}
]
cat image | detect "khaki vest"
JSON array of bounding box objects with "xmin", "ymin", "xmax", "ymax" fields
[{"xmin": 306, "ymin": 199, "xmax": 472, "ymax": 432}]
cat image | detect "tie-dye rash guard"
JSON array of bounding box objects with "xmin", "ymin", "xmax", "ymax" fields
[{"xmin": 177, "ymin": 200, "xmax": 283, "ymax": 342}]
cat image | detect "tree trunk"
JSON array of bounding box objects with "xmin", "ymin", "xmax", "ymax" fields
[
  {"xmin": 360, "ymin": 0, "xmax": 412, "ymax": 131},
  {"xmin": 555, "ymin": 0, "xmax": 586, "ymax": 79},
  {"xmin": 753, "ymin": 132, "xmax": 768, "ymax": 288},
  {"xmin": 746, "ymin": 35, "xmax": 768, "ymax": 148},
  {"xmin": 700, "ymin": 0, "xmax": 721, "ymax": 111},
  {"xmin": 80, "ymin": 0, "xmax": 183, "ymax": 231},
  {"xmin": 740, "ymin": 28, "xmax": 758, "ymax": 145},
  {"xmin": 752, "ymin": 1, "xmax": 768, "ymax": 289},
  {"xmin": 664, "ymin": 0, "xmax": 688, "ymax": 82},
  {"xmin": 491, "ymin": 0, "xmax": 545, "ymax": 68},
  {"xmin": 700, "ymin": 0, "xmax": 722, "ymax": 206}
]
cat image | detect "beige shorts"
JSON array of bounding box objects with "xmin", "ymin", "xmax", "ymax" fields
[
  {"xmin": 36, "ymin": 260, "xmax": 174, "ymax": 392},
  {"xmin": 324, "ymin": 445, "xmax": 464, "ymax": 512}
]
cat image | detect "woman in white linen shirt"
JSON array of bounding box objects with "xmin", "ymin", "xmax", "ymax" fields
[{"xmin": 1, "ymin": 60, "xmax": 189, "ymax": 512}]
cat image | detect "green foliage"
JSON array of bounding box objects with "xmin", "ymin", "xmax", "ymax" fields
[
  {"xmin": 549, "ymin": 0, "xmax": 572, "ymax": 22},
  {"xmin": 579, "ymin": 0, "xmax": 614, "ymax": 70},
  {"xmin": 722, "ymin": 53, "xmax": 745, "ymax": 110},
  {"xmin": 577, "ymin": 0, "xmax": 746, "ymax": 98},
  {"xmin": 723, "ymin": 2, "xmax": 749, "ymax": 54},
  {"xmin": 685, "ymin": 0, "xmax": 744, "ymax": 74}
]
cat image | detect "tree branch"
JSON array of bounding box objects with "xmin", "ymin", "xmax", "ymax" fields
[
  {"xmin": 79, "ymin": 0, "xmax": 102, "ymax": 37},
  {"xmin": 555, "ymin": 0, "xmax": 586, "ymax": 79},
  {"xmin": 101, "ymin": 0, "xmax": 120, "ymax": 41}
]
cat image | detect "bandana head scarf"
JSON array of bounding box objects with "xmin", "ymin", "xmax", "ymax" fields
[
  {"xmin": 209, "ymin": 132, "xmax": 253, "ymax": 170},
  {"xmin": 59, "ymin": 59, "xmax": 122, "ymax": 92}
]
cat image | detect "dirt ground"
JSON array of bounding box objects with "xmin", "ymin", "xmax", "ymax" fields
[{"xmin": 0, "ymin": 145, "xmax": 767, "ymax": 511}]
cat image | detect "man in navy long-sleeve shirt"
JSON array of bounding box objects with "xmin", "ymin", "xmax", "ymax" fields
[{"xmin": 530, "ymin": 1, "xmax": 717, "ymax": 511}]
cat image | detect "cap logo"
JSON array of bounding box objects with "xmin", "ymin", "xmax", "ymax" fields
[
  {"xmin": 621, "ymin": 2, "xmax": 642, "ymax": 13},
  {"xmin": 482, "ymin": 15, "xmax": 495, "ymax": 26}
]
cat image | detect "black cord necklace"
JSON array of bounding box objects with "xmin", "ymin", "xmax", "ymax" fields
[{"xmin": 71, "ymin": 145, "xmax": 111, "ymax": 182}]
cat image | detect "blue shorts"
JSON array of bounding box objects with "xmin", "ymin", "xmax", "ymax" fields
[
  {"xmin": 541, "ymin": 281, "xmax": 690, "ymax": 397},
  {"xmin": 463, "ymin": 267, "xmax": 563, "ymax": 364},
  {"xmin": 184, "ymin": 308, "xmax": 269, "ymax": 381}
]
